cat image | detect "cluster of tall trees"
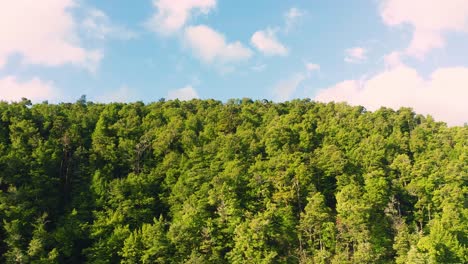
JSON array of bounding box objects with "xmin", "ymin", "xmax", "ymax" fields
[{"xmin": 0, "ymin": 98, "xmax": 466, "ymax": 263}]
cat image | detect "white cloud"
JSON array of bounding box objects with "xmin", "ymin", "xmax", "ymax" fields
[
  {"xmin": 251, "ymin": 28, "xmax": 288, "ymax": 56},
  {"xmin": 284, "ymin": 7, "xmax": 305, "ymax": 32},
  {"xmin": 273, "ymin": 73, "xmax": 306, "ymax": 102},
  {"xmin": 167, "ymin": 86, "xmax": 199, "ymax": 100},
  {"xmin": 0, "ymin": 0, "xmax": 102, "ymax": 72},
  {"xmin": 272, "ymin": 62, "xmax": 319, "ymax": 101},
  {"xmin": 315, "ymin": 64, "xmax": 468, "ymax": 126},
  {"xmin": 81, "ymin": 51, "xmax": 104, "ymax": 74},
  {"xmin": 306, "ymin": 63, "xmax": 320, "ymax": 72},
  {"xmin": 146, "ymin": 0, "xmax": 216, "ymax": 35},
  {"xmin": 383, "ymin": 51, "xmax": 403, "ymax": 68},
  {"xmin": 380, "ymin": 0, "xmax": 468, "ymax": 58},
  {"xmin": 82, "ymin": 9, "xmax": 136, "ymax": 40},
  {"xmin": 345, "ymin": 47, "xmax": 367, "ymax": 63},
  {"xmin": 0, "ymin": 76, "xmax": 58, "ymax": 102},
  {"xmin": 184, "ymin": 25, "xmax": 253, "ymax": 64},
  {"xmin": 251, "ymin": 64, "xmax": 267, "ymax": 72}
]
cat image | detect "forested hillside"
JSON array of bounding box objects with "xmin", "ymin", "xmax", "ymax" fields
[{"xmin": 0, "ymin": 98, "xmax": 466, "ymax": 263}]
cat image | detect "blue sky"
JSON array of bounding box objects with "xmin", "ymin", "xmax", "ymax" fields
[{"xmin": 0, "ymin": 0, "xmax": 467, "ymax": 125}]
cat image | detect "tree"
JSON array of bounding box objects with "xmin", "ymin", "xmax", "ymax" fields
[{"xmin": 299, "ymin": 192, "xmax": 335, "ymax": 263}]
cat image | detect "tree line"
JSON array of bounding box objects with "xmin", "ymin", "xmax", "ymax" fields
[{"xmin": 0, "ymin": 98, "xmax": 466, "ymax": 263}]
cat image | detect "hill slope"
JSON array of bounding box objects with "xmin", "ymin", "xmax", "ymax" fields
[{"xmin": 0, "ymin": 98, "xmax": 466, "ymax": 263}]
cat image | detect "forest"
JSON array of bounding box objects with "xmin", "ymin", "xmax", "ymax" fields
[{"xmin": 0, "ymin": 97, "xmax": 466, "ymax": 263}]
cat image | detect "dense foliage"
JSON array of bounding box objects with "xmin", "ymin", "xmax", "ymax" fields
[{"xmin": 0, "ymin": 98, "xmax": 466, "ymax": 263}]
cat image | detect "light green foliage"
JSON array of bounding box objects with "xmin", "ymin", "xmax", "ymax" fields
[
  {"xmin": 299, "ymin": 192, "xmax": 334, "ymax": 263},
  {"xmin": 121, "ymin": 217, "xmax": 170, "ymax": 264}
]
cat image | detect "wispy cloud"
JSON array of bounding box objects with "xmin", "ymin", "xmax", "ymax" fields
[
  {"xmin": 345, "ymin": 47, "xmax": 367, "ymax": 63},
  {"xmin": 272, "ymin": 62, "xmax": 320, "ymax": 101},
  {"xmin": 305, "ymin": 63, "xmax": 320, "ymax": 72},
  {"xmin": 251, "ymin": 64, "xmax": 267, "ymax": 72},
  {"xmin": 273, "ymin": 73, "xmax": 307, "ymax": 102},
  {"xmin": 145, "ymin": 0, "xmax": 216, "ymax": 35},
  {"xmin": 82, "ymin": 8, "xmax": 137, "ymax": 40},
  {"xmin": 284, "ymin": 7, "xmax": 305, "ymax": 32}
]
